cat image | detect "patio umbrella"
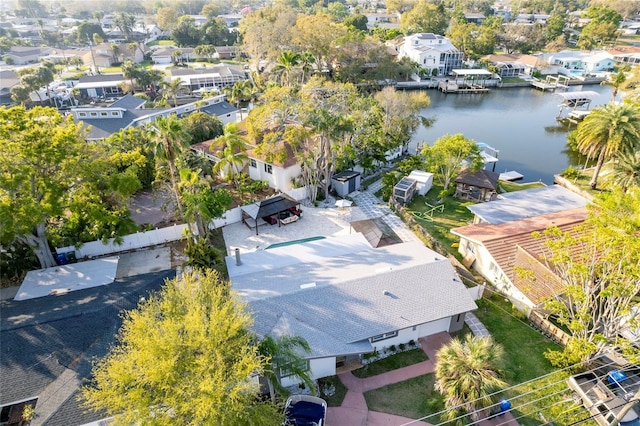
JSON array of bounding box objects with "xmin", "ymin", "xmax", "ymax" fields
[{"xmin": 335, "ymin": 199, "xmax": 353, "ymax": 208}]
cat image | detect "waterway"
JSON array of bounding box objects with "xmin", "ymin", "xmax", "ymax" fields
[{"xmin": 410, "ymin": 84, "xmax": 613, "ymax": 185}]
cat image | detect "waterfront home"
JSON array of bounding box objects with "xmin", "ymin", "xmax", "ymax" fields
[
  {"xmin": 542, "ymin": 50, "xmax": 614, "ymax": 77},
  {"xmin": 226, "ymin": 234, "xmax": 477, "ymax": 384},
  {"xmin": 75, "ymin": 74, "xmax": 127, "ymax": 99},
  {"xmin": 482, "ymin": 54, "xmax": 543, "ymax": 78},
  {"xmin": 396, "ymin": 33, "xmax": 463, "ymax": 76},
  {"xmin": 464, "ymin": 185, "xmax": 589, "ymax": 225},
  {"xmin": 607, "ymin": 45, "xmax": 640, "ymax": 66},
  {"xmin": 451, "ymin": 208, "xmax": 587, "ymax": 313}
]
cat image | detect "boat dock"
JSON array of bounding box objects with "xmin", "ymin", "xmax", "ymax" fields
[
  {"xmin": 499, "ymin": 171, "xmax": 524, "ymax": 181},
  {"xmin": 531, "ymin": 75, "xmax": 570, "ymax": 91}
]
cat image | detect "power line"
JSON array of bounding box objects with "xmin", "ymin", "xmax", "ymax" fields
[{"xmin": 401, "ymin": 356, "xmax": 633, "ymax": 426}]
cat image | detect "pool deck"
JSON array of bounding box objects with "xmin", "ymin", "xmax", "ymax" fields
[{"xmin": 222, "ymin": 205, "xmax": 368, "ymax": 255}]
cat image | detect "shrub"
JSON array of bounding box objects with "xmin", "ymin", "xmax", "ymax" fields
[
  {"xmin": 399, "ymin": 343, "xmax": 406, "ymax": 351},
  {"xmin": 408, "ymin": 339, "xmax": 416, "ymax": 348},
  {"xmin": 560, "ymin": 166, "xmax": 582, "ymax": 180},
  {"xmin": 389, "ymin": 344, "xmax": 397, "ymax": 353}
]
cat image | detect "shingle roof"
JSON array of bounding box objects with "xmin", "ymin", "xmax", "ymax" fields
[
  {"xmin": 111, "ymin": 94, "xmax": 146, "ymax": 109},
  {"xmin": 467, "ymin": 185, "xmax": 588, "ymax": 224},
  {"xmin": 0, "ymin": 270, "xmax": 175, "ymax": 424},
  {"xmin": 455, "ymin": 169, "xmax": 499, "ymax": 190},
  {"xmin": 77, "ymin": 73, "xmax": 126, "ymax": 84},
  {"xmin": 76, "ymin": 108, "xmax": 167, "ymax": 140},
  {"xmin": 200, "ymin": 100, "xmax": 238, "ymax": 116},
  {"xmin": 231, "ymin": 239, "xmax": 477, "ymax": 357}
]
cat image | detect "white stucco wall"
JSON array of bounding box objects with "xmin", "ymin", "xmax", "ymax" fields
[
  {"xmin": 370, "ymin": 317, "xmax": 451, "ymax": 351},
  {"xmin": 248, "ymin": 160, "xmax": 302, "ymax": 192},
  {"xmin": 280, "ymin": 356, "xmax": 336, "ymax": 386}
]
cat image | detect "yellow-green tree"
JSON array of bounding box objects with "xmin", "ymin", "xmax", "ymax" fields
[{"xmin": 81, "ymin": 269, "xmax": 282, "ymax": 425}]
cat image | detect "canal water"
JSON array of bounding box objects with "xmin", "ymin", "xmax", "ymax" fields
[{"xmin": 410, "ymin": 84, "xmax": 613, "ymax": 184}]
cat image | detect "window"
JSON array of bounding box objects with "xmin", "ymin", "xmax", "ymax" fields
[
  {"xmin": 100, "ymin": 111, "xmax": 108, "ymax": 116},
  {"xmin": 466, "ymin": 241, "xmax": 475, "ymax": 255},
  {"xmin": 279, "ymin": 359, "xmax": 309, "ymax": 378},
  {"xmin": 90, "ymin": 112, "xmax": 97, "ymax": 117},
  {"xmin": 78, "ymin": 112, "xmax": 87, "ymax": 117},
  {"xmin": 111, "ymin": 111, "xmax": 119, "ymax": 116},
  {"xmin": 250, "ymin": 159, "xmax": 256, "ymax": 168},
  {"xmin": 371, "ymin": 331, "xmax": 398, "ymax": 342},
  {"xmin": 264, "ymin": 164, "xmax": 273, "ymax": 174}
]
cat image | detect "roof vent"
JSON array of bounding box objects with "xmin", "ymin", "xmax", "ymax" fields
[
  {"xmin": 300, "ymin": 282, "xmax": 316, "ymax": 289},
  {"xmin": 383, "ymin": 290, "xmax": 390, "ymax": 296}
]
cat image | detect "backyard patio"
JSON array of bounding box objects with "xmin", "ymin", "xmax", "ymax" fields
[{"xmin": 222, "ymin": 204, "xmax": 368, "ymax": 255}]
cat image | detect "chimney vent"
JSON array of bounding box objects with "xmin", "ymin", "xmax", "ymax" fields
[{"xmin": 235, "ymin": 248, "xmax": 242, "ymax": 266}]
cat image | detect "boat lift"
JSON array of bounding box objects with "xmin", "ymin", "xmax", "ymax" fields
[{"xmin": 556, "ymin": 91, "xmax": 600, "ymax": 121}]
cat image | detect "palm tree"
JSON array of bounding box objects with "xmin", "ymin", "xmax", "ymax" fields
[
  {"xmin": 298, "ymin": 52, "xmax": 316, "ymax": 84},
  {"xmin": 223, "ymin": 80, "xmax": 253, "ymax": 120},
  {"xmin": 212, "ymin": 124, "xmax": 249, "ymax": 188},
  {"xmin": 272, "ymin": 50, "xmax": 301, "ymax": 86},
  {"xmin": 575, "ymin": 103, "xmax": 640, "ymax": 190},
  {"xmin": 257, "ymin": 335, "xmax": 315, "ymax": 403},
  {"xmin": 161, "ymin": 79, "xmax": 185, "ymax": 107},
  {"xmin": 601, "ymin": 70, "xmax": 626, "ymax": 103},
  {"xmin": 149, "ymin": 116, "xmax": 192, "ymax": 213},
  {"xmin": 603, "ymin": 150, "xmax": 640, "ymax": 193},
  {"xmin": 435, "ymin": 335, "xmax": 508, "ymax": 422}
]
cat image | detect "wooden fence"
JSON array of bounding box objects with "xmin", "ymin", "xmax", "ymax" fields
[{"xmin": 529, "ymin": 310, "xmax": 571, "ymax": 346}]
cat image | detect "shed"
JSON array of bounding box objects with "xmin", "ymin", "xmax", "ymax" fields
[
  {"xmin": 240, "ymin": 194, "xmax": 302, "ymax": 235},
  {"xmin": 407, "ymin": 171, "xmax": 433, "ymax": 196},
  {"xmin": 393, "ymin": 177, "xmax": 417, "ymax": 205},
  {"xmin": 331, "ymin": 171, "xmax": 361, "ymax": 197}
]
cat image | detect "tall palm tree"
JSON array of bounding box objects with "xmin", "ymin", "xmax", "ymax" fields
[
  {"xmin": 149, "ymin": 116, "xmax": 191, "ymax": 213},
  {"xmin": 603, "ymin": 150, "xmax": 640, "ymax": 193},
  {"xmin": 257, "ymin": 335, "xmax": 315, "ymax": 403},
  {"xmin": 161, "ymin": 79, "xmax": 185, "ymax": 107},
  {"xmin": 272, "ymin": 50, "xmax": 300, "ymax": 86},
  {"xmin": 435, "ymin": 335, "xmax": 508, "ymax": 422},
  {"xmin": 223, "ymin": 80, "xmax": 253, "ymax": 120},
  {"xmin": 212, "ymin": 124, "xmax": 249, "ymax": 188},
  {"xmin": 298, "ymin": 52, "xmax": 316, "ymax": 84},
  {"xmin": 575, "ymin": 103, "xmax": 640, "ymax": 190},
  {"xmin": 601, "ymin": 71, "xmax": 626, "ymax": 103}
]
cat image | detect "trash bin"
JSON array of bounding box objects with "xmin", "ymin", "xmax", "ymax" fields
[
  {"xmin": 498, "ymin": 399, "xmax": 511, "ymax": 416},
  {"xmin": 65, "ymin": 251, "xmax": 77, "ymax": 263},
  {"xmin": 55, "ymin": 253, "xmax": 67, "ymax": 265}
]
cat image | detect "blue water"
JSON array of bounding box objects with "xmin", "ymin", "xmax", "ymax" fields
[{"xmin": 411, "ymin": 84, "xmax": 613, "ymax": 184}]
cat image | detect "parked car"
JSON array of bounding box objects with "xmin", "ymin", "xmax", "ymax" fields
[
  {"xmin": 567, "ymin": 354, "xmax": 640, "ymax": 426},
  {"xmin": 283, "ymin": 395, "xmax": 327, "ymax": 426}
]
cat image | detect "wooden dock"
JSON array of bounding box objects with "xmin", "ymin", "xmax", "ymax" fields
[
  {"xmin": 531, "ymin": 81, "xmax": 557, "ymax": 91},
  {"xmin": 499, "ymin": 171, "xmax": 524, "ymax": 181}
]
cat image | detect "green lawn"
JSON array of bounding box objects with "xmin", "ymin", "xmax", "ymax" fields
[
  {"xmin": 474, "ymin": 294, "xmax": 585, "ymax": 426},
  {"xmin": 364, "ymin": 374, "xmax": 445, "ymax": 421},
  {"xmin": 146, "ymin": 39, "xmax": 176, "ymax": 47},
  {"xmin": 498, "ymin": 180, "xmax": 546, "ymax": 193},
  {"xmin": 318, "ymin": 375, "xmax": 348, "ymax": 407},
  {"xmin": 352, "ymin": 348, "xmax": 427, "ymax": 379},
  {"xmin": 406, "ymin": 184, "xmax": 476, "ymax": 252}
]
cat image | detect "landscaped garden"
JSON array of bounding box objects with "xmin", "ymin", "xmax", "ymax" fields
[
  {"xmin": 318, "ymin": 375, "xmax": 348, "ymax": 407},
  {"xmin": 352, "ymin": 347, "xmax": 427, "ymax": 379}
]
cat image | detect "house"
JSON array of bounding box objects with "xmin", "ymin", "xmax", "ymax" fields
[
  {"xmin": 4, "ymin": 46, "xmax": 52, "ymax": 65},
  {"xmin": 365, "ymin": 13, "xmax": 399, "ymax": 30},
  {"xmin": 482, "ymin": 54, "xmax": 535, "ymax": 78},
  {"xmin": 217, "ymin": 13, "xmax": 243, "ymax": 28},
  {"xmin": 214, "ymin": 46, "xmax": 242, "ymax": 60},
  {"xmin": 73, "ymin": 94, "xmax": 238, "ymax": 140},
  {"xmin": 0, "ymin": 70, "xmax": 19, "ymax": 105},
  {"xmin": 0, "ymin": 269, "xmax": 176, "ymax": 426},
  {"xmin": 246, "ymin": 141, "xmax": 301, "ymax": 192},
  {"xmin": 464, "ymin": 13, "xmax": 485, "ymax": 24},
  {"xmin": 514, "ymin": 13, "xmax": 550, "ymax": 24},
  {"xmin": 75, "ymin": 74, "xmax": 127, "ymax": 99},
  {"xmin": 582, "ymin": 52, "xmax": 615, "ymax": 73},
  {"xmin": 151, "ymin": 47, "xmax": 194, "ymax": 64},
  {"xmin": 454, "ymin": 169, "xmax": 499, "ymax": 202},
  {"xmin": 82, "ymin": 42, "xmax": 144, "ymax": 68},
  {"xmin": 466, "ymin": 185, "xmax": 589, "ymax": 224},
  {"xmin": 451, "ymin": 208, "xmax": 588, "ymax": 312},
  {"xmin": 226, "ymin": 234, "xmax": 477, "ymax": 384},
  {"xmin": 169, "ymin": 65, "xmax": 247, "ymax": 92},
  {"xmin": 396, "ymin": 33, "xmax": 463, "ymax": 76},
  {"xmin": 606, "ymin": 46, "xmax": 640, "ymax": 66}
]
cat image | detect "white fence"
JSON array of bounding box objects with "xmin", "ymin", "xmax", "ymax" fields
[{"xmin": 56, "ymin": 188, "xmax": 311, "ymax": 260}]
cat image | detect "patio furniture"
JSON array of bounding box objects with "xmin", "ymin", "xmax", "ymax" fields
[{"xmin": 280, "ymin": 215, "xmax": 300, "ymax": 225}]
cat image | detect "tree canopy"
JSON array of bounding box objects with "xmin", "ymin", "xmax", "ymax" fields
[
  {"xmin": 81, "ymin": 269, "xmax": 282, "ymax": 425},
  {"xmin": 421, "ymin": 134, "xmax": 484, "ymax": 193}
]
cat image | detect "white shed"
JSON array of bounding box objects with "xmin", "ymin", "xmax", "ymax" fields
[{"xmin": 408, "ymin": 171, "xmax": 433, "ymax": 196}]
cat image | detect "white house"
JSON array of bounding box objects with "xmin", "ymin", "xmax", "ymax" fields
[
  {"xmin": 246, "ymin": 141, "xmax": 302, "ymax": 192},
  {"xmin": 397, "ymin": 33, "xmax": 463, "ymax": 76},
  {"xmin": 451, "ymin": 208, "xmax": 587, "ymax": 313},
  {"xmin": 226, "ymin": 234, "xmax": 477, "ymax": 384},
  {"xmin": 582, "ymin": 52, "xmax": 615, "ymax": 73},
  {"xmin": 169, "ymin": 65, "xmax": 247, "ymax": 92}
]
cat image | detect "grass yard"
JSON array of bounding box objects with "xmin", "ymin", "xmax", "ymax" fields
[
  {"xmin": 146, "ymin": 39, "xmax": 176, "ymax": 47},
  {"xmin": 318, "ymin": 375, "xmax": 348, "ymax": 407},
  {"xmin": 364, "ymin": 374, "xmax": 445, "ymax": 421},
  {"xmin": 499, "ymin": 180, "xmax": 546, "ymax": 193},
  {"xmin": 406, "ymin": 184, "xmax": 476, "ymax": 251},
  {"xmin": 352, "ymin": 348, "xmax": 427, "ymax": 379},
  {"xmin": 474, "ymin": 294, "xmax": 585, "ymax": 426}
]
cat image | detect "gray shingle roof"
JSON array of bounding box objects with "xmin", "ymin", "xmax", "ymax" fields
[
  {"xmin": 0, "ymin": 270, "xmax": 175, "ymax": 424},
  {"xmin": 232, "ymin": 240, "xmax": 477, "ymax": 357},
  {"xmin": 76, "ymin": 108, "xmax": 167, "ymax": 140},
  {"xmin": 200, "ymin": 101, "xmax": 238, "ymax": 116},
  {"xmin": 111, "ymin": 94, "xmax": 146, "ymax": 110}
]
